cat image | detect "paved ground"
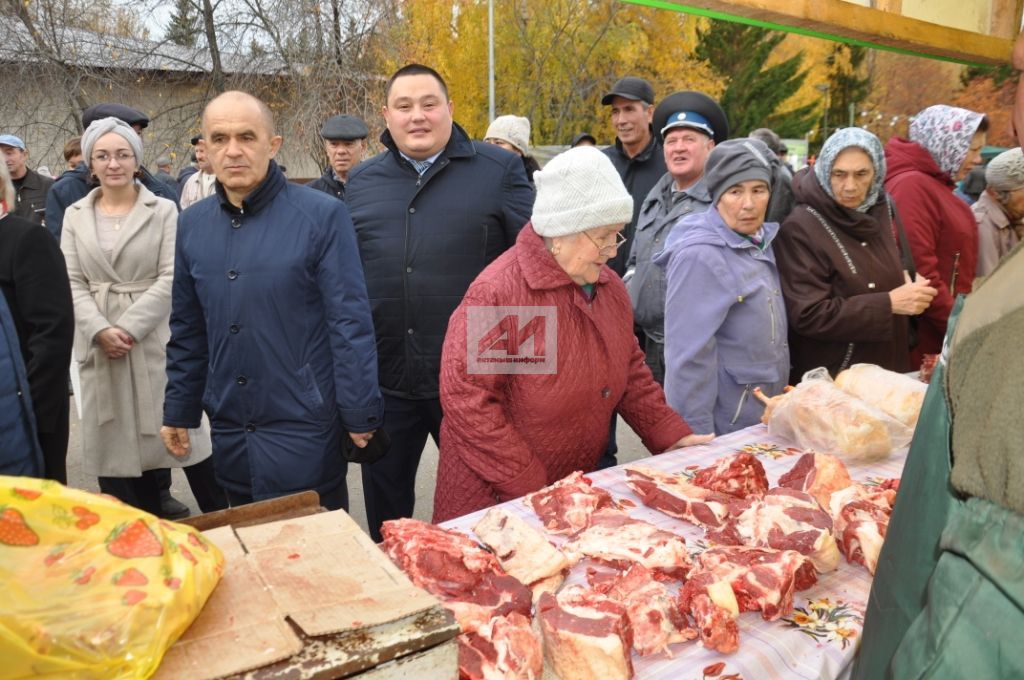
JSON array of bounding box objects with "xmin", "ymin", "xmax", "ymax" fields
[{"xmin": 66, "ymin": 399, "xmax": 651, "ymax": 534}]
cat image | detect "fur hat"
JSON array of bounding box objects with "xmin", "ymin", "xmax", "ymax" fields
[
  {"xmin": 485, "ymin": 115, "xmax": 531, "ymax": 155},
  {"xmin": 531, "ymin": 146, "xmax": 633, "ymax": 237}
]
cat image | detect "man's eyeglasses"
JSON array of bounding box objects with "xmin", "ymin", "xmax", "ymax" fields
[
  {"xmin": 91, "ymin": 152, "xmax": 136, "ymax": 164},
  {"xmin": 582, "ymin": 230, "xmax": 628, "ymax": 255}
]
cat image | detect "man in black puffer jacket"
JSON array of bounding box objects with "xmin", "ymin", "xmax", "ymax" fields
[{"xmin": 347, "ymin": 64, "xmax": 534, "ymax": 541}]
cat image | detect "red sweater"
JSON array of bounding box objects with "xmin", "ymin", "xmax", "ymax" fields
[
  {"xmin": 884, "ymin": 137, "xmax": 978, "ymax": 365},
  {"xmin": 432, "ymin": 224, "xmax": 692, "ymax": 522}
]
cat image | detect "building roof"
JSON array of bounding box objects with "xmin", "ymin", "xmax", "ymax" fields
[{"xmin": 1, "ymin": 14, "xmax": 286, "ymax": 76}]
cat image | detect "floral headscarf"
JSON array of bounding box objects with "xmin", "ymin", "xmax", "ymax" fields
[
  {"xmin": 909, "ymin": 104, "xmax": 986, "ymax": 178},
  {"xmin": 814, "ymin": 127, "xmax": 886, "ymax": 213}
]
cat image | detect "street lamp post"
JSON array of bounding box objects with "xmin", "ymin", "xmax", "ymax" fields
[
  {"xmin": 488, "ymin": 0, "xmax": 495, "ymax": 123},
  {"xmin": 816, "ymin": 84, "xmax": 830, "ymax": 142}
]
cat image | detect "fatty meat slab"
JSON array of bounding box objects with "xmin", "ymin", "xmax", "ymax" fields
[
  {"xmin": 379, "ymin": 518, "xmax": 532, "ymax": 633},
  {"xmin": 828, "ymin": 482, "xmax": 898, "ymax": 574},
  {"xmin": 706, "ymin": 488, "xmax": 841, "ymax": 573},
  {"xmin": 458, "ymin": 612, "xmax": 543, "ymax": 680},
  {"xmin": 472, "ymin": 507, "xmax": 569, "ymax": 599},
  {"xmin": 523, "ymin": 471, "xmax": 618, "ymax": 535},
  {"xmin": 691, "ymin": 452, "xmax": 769, "ymax": 499},
  {"xmin": 561, "ymin": 509, "xmax": 692, "ymax": 581},
  {"xmin": 690, "ymin": 546, "xmax": 817, "ymax": 621},
  {"xmin": 624, "ymin": 465, "xmax": 732, "ymax": 528},
  {"xmin": 597, "ymin": 563, "xmax": 698, "ymax": 657},
  {"xmin": 777, "ymin": 452, "xmax": 854, "ymax": 510},
  {"xmin": 537, "ymin": 585, "xmax": 634, "ymax": 680}
]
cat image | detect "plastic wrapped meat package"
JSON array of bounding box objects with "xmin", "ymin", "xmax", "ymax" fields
[{"xmin": 766, "ymin": 368, "xmax": 912, "ymax": 461}]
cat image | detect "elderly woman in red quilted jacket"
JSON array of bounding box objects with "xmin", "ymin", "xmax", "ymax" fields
[{"xmin": 433, "ymin": 146, "xmax": 712, "ymax": 522}]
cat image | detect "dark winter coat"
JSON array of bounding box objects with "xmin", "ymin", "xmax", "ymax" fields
[
  {"xmin": 0, "ymin": 290, "xmax": 43, "ymax": 477},
  {"xmin": 308, "ymin": 167, "xmax": 346, "ymax": 201},
  {"xmin": 775, "ymin": 167, "xmax": 910, "ymax": 381},
  {"xmin": 345, "ymin": 123, "xmax": 534, "ymax": 399},
  {"xmin": 12, "ymin": 168, "xmax": 53, "ymax": 227},
  {"xmin": 45, "ymin": 163, "xmax": 179, "ymax": 240},
  {"xmin": 433, "ymin": 224, "xmax": 692, "ymax": 522},
  {"xmin": 0, "ymin": 213, "xmax": 74, "ymax": 453},
  {"xmin": 602, "ymin": 133, "xmax": 667, "ymax": 275},
  {"xmin": 884, "ymin": 137, "xmax": 978, "ymax": 365},
  {"xmin": 163, "ymin": 162, "xmax": 383, "ymax": 500}
]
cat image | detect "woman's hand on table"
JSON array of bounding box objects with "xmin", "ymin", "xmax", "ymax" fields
[
  {"xmin": 667, "ymin": 433, "xmax": 716, "ymax": 450},
  {"xmin": 95, "ymin": 326, "xmax": 134, "ymax": 359}
]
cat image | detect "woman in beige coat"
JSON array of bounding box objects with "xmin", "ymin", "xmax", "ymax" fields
[{"xmin": 61, "ymin": 117, "xmax": 225, "ymax": 514}]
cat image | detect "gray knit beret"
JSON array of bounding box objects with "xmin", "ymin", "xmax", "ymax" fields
[
  {"xmin": 531, "ymin": 146, "xmax": 633, "ymax": 237},
  {"xmin": 985, "ymin": 147, "xmax": 1024, "ymax": 193},
  {"xmin": 82, "ymin": 117, "xmax": 143, "ymax": 169},
  {"xmin": 704, "ymin": 138, "xmax": 773, "ymax": 206}
]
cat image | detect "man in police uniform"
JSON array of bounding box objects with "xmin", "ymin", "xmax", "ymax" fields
[{"xmin": 308, "ymin": 115, "xmax": 369, "ymax": 201}]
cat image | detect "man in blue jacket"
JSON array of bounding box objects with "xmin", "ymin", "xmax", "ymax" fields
[
  {"xmin": 346, "ymin": 64, "xmax": 533, "ymax": 540},
  {"xmin": 44, "ymin": 103, "xmax": 179, "ymax": 240},
  {"xmin": 160, "ymin": 91, "xmax": 383, "ymax": 511}
]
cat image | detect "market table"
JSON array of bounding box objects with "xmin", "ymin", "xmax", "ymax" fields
[{"xmin": 441, "ymin": 423, "xmax": 909, "ymax": 680}]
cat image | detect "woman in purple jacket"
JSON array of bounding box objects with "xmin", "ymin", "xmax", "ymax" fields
[{"xmin": 658, "ymin": 139, "xmax": 789, "ymax": 435}]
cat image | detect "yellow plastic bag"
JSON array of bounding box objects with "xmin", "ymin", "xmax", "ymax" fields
[{"xmin": 0, "ymin": 475, "xmax": 225, "ymax": 678}]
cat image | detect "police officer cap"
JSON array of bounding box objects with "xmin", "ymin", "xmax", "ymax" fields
[
  {"xmin": 653, "ymin": 91, "xmax": 729, "ymax": 145},
  {"xmin": 320, "ymin": 115, "xmax": 369, "ymax": 140},
  {"xmin": 82, "ymin": 103, "xmax": 150, "ymax": 130}
]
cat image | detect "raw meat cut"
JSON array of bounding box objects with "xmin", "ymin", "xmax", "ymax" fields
[
  {"xmin": 537, "ymin": 586, "xmax": 634, "ymax": 680},
  {"xmin": 473, "ymin": 507, "xmax": 569, "ymax": 598},
  {"xmin": 523, "ymin": 471, "xmax": 617, "ymax": 534},
  {"xmin": 562, "ymin": 509, "xmax": 692, "ymax": 580},
  {"xmin": 692, "ymin": 452, "xmax": 769, "ymax": 499},
  {"xmin": 691, "ymin": 546, "xmax": 817, "ymax": 621},
  {"xmin": 600, "ymin": 563, "xmax": 697, "ymax": 657},
  {"xmin": 706, "ymin": 488, "xmax": 841, "ymax": 572},
  {"xmin": 624, "ymin": 465, "xmax": 732, "ymax": 528},
  {"xmin": 380, "ymin": 518, "xmax": 532, "ymax": 632},
  {"xmin": 828, "ymin": 483, "xmax": 898, "ymax": 574},
  {"xmin": 777, "ymin": 452, "xmax": 853, "ymax": 510},
  {"xmin": 677, "ymin": 573, "xmax": 740, "ymax": 654},
  {"xmin": 458, "ymin": 612, "xmax": 543, "ymax": 680}
]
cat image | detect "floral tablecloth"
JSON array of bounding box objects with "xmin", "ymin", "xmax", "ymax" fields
[{"xmin": 441, "ymin": 423, "xmax": 909, "ymax": 680}]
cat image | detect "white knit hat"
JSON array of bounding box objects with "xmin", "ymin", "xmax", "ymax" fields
[
  {"xmin": 485, "ymin": 115, "xmax": 531, "ymax": 155},
  {"xmin": 531, "ymin": 146, "xmax": 634, "ymax": 237}
]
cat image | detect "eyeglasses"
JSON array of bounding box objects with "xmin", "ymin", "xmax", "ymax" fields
[
  {"xmin": 582, "ymin": 230, "xmax": 628, "ymax": 255},
  {"xmin": 91, "ymin": 152, "xmax": 136, "ymax": 164}
]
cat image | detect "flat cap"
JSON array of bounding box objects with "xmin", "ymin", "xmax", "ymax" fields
[
  {"xmin": 321, "ymin": 114, "xmax": 369, "ymax": 140},
  {"xmin": 601, "ymin": 77, "xmax": 655, "ymax": 106},
  {"xmin": 653, "ymin": 91, "xmax": 729, "ymax": 145},
  {"xmin": 82, "ymin": 103, "xmax": 149, "ymax": 130},
  {"xmin": 190, "ymin": 134, "xmax": 203, "ymax": 146}
]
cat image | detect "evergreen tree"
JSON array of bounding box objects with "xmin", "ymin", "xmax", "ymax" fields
[
  {"xmin": 165, "ymin": 0, "xmax": 199, "ymax": 48},
  {"xmin": 695, "ymin": 20, "xmax": 817, "ymax": 138},
  {"xmin": 825, "ymin": 43, "xmax": 872, "ymax": 133}
]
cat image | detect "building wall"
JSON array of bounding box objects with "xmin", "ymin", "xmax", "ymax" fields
[{"xmin": 0, "ymin": 68, "xmax": 325, "ymax": 180}]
